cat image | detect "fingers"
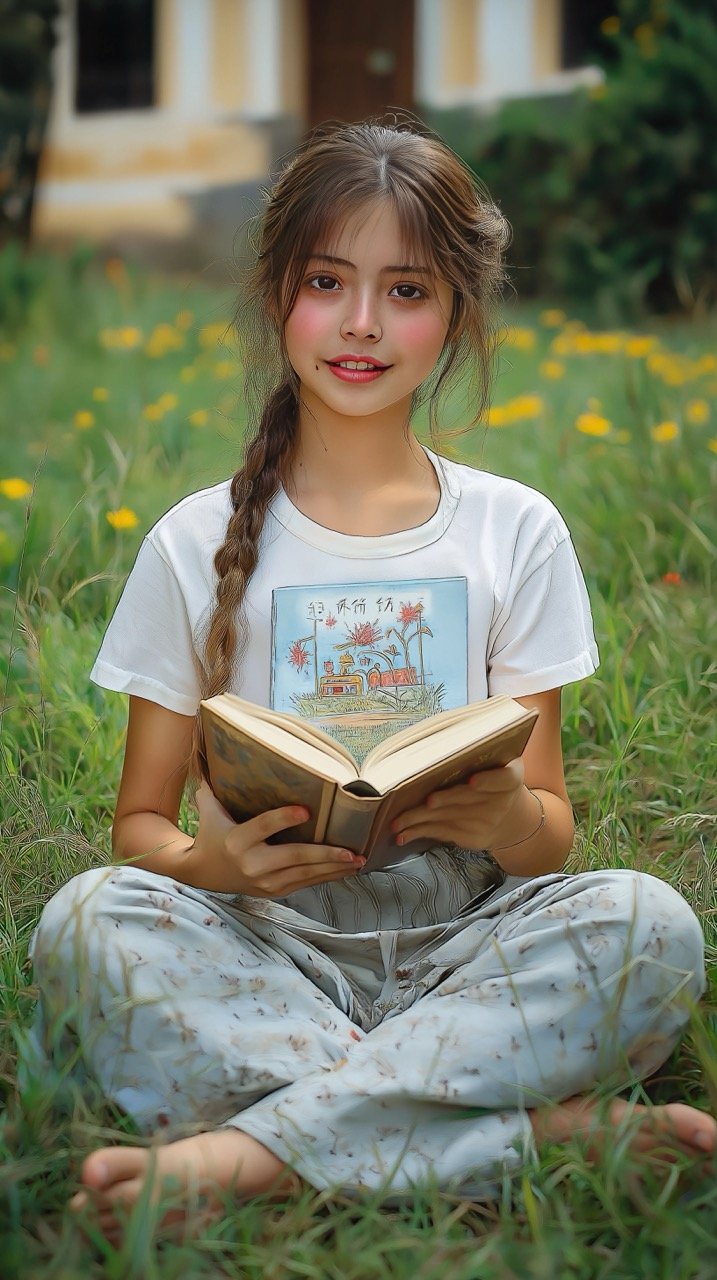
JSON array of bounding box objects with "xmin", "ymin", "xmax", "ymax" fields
[
  {"xmin": 224, "ymin": 807, "xmax": 366, "ymax": 894},
  {"xmin": 392, "ymin": 762, "xmax": 526, "ymax": 843},
  {"xmin": 237, "ymin": 805, "xmax": 312, "ymax": 844},
  {"xmin": 258, "ymin": 859, "xmax": 366, "ymax": 898}
]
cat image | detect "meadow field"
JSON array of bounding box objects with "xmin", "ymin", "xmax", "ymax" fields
[{"xmin": 0, "ymin": 251, "xmax": 715, "ymax": 1277}]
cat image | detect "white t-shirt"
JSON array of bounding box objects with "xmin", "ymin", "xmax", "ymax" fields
[{"xmin": 91, "ymin": 451, "xmax": 599, "ymax": 742}]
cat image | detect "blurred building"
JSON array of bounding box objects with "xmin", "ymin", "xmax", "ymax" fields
[{"xmin": 32, "ymin": 0, "xmax": 604, "ymax": 266}]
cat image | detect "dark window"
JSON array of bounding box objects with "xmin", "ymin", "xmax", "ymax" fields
[
  {"xmin": 562, "ymin": 0, "xmax": 614, "ymax": 69},
  {"xmin": 75, "ymin": 0, "xmax": 154, "ymax": 112}
]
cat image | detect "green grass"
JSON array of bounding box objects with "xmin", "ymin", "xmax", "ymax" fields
[{"xmin": 1, "ymin": 253, "xmax": 716, "ymax": 1276}]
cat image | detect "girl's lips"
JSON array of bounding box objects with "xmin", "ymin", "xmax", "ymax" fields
[
  {"xmin": 327, "ymin": 364, "xmax": 389, "ymax": 383},
  {"xmin": 326, "ymin": 357, "xmax": 391, "ymax": 383}
]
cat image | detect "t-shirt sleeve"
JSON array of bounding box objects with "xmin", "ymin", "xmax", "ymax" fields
[
  {"xmin": 487, "ymin": 530, "xmax": 599, "ymax": 697},
  {"xmin": 90, "ymin": 537, "xmax": 204, "ymax": 715}
]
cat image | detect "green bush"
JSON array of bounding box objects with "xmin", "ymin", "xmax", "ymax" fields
[{"xmin": 429, "ymin": 0, "xmax": 717, "ymax": 320}]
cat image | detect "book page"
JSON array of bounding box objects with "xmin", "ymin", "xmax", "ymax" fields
[
  {"xmin": 362, "ymin": 705, "xmax": 538, "ymax": 793},
  {"xmin": 208, "ymin": 694, "xmax": 356, "ymax": 768},
  {"xmin": 361, "ymin": 695, "xmax": 517, "ymax": 770},
  {"xmin": 205, "ymin": 699, "xmax": 357, "ymax": 786}
]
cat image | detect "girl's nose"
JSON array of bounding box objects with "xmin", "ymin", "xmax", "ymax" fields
[{"xmin": 340, "ymin": 295, "xmax": 382, "ymax": 342}]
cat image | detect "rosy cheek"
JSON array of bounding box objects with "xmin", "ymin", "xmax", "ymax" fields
[
  {"xmin": 398, "ymin": 314, "xmax": 447, "ymax": 359},
  {"xmin": 285, "ymin": 297, "xmax": 327, "ymax": 346}
]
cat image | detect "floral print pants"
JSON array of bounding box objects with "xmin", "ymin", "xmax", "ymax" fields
[{"xmin": 26, "ymin": 854, "xmax": 705, "ymax": 1198}]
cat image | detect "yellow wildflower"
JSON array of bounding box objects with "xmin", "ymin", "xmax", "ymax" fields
[
  {"xmin": 573, "ymin": 333, "xmax": 597, "ymax": 354},
  {"xmin": 180, "ymin": 366, "xmax": 197, "ymax": 383},
  {"xmin": 143, "ymin": 403, "xmax": 164, "ymax": 422},
  {"xmin": 74, "ymin": 410, "xmax": 95, "ymax": 429},
  {"xmin": 696, "ymin": 355, "xmax": 717, "ymax": 375},
  {"xmin": 540, "ymin": 360, "xmax": 565, "ymax": 380},
  {"xmin": 540, "ymin": 309, "xmax": 566, "ymax": 328},
  {"xmin": 0, "ymin": 477, "xmax": 32, "ymax": 500},
  {"xmin": 189, "ymin": 409, "xmax": 209, "ymax": 427},
  {"xmin": 485, "ymin": 405, "xmax": 508, "ymax": 427},
  {"xmin": 600, "ymin": 15, "xmax": 620, "ymax": 35},
  {"xmin": 145, "ymin": 324, "xmax": 184, "ymax": 359},
  {"xmin": 199, "ymin": 322, "xmax": 231, "ymax": 348},
  {"xmin": 686, "ymin": 399, "xmax": 710, "ymax": 425},
  {"xmin": 708, "ymin": 439, "xmax": 717, "ymax": 454},
  {"xmin": 157, "ymin": 392, "xmax": 179, "ymax": 412},
  {"xmin": 502, "ymin": 326, "xmax": 536, "ymax": 351},
  {"xmin": 486, "ymin": 396, "xmax": 542, "ymax": 427},
  {"xmin": 122, "ymin": 327, "xmax": 142, "ymax": 348},
  {"xmin": 92, "ymin": 387, "xmax": 109, "ymax": 402},
  {"xmin": 100, "ymin": 326, "xmax": 143, "ymax": 350},
  {"xmin": 576, "ymin": 412, "xmax": 611, "ymax": 437},
  {"xmin": 595, "ymin": 333, "xmax": 624, "ymax": 354},
  {"xmin": 651, "ymin": 421, "xmax": 679, "ymax": 443},
  {"xmin": 106, "ymin": 507, "xmax": 139, "ymax": 530},
  {"xmin": 625, "ymin": 336, "xmax": 658, "ymax": 358},
  {"xmin": 510, "ymin": 394, "xmax": 543, "ymax": 419}
]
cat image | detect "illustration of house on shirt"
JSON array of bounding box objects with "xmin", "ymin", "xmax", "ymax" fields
[{"xmin": 271, "ymin": 577, "xmax": 468, "ymax": 762}]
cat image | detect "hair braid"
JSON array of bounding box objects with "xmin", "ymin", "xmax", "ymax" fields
[{"xmin": 191, "ymin": 380, "xmax": 297, "ymax": 775}]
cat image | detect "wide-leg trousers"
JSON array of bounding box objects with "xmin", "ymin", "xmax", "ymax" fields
[{"xmin": 24, "ymin": 853, "xmax": 705, "ymax": 1198}]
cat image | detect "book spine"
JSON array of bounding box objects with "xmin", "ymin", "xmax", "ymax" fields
[{"xmin": 325, "ymin": 792, "xmax": 384, "ymax": 856}]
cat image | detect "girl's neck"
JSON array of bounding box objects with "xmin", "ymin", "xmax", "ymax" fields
[
  {"xmin": 285, "ymin": 401, "xmax": 441, "ymax": 537},
  {"xmin": 290, "ymin": 392, "xmax": 429, "ymax": 485}
]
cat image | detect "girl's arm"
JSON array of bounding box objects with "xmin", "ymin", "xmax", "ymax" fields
[
  {"xmin": 111, "ymin": 696, "xmax": 365, "ymax": 893},
  {"xmin": 111, "ymin": 696, "xmax": 196, "ymax": 871},
  {"xmin": 391, "ymin": 688, "xmax": 575, "ymax": 877}
]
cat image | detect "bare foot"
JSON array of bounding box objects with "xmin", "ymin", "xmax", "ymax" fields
[
  {"xmin": 69, "ymin": 1128, "xmax": 300, "ymax": 1244},
  {"xmin": 530, "ymin": 1095, "xmax": 717, "ymax": 1169}
]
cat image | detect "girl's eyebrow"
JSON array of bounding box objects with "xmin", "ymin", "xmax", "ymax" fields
[{"xmin": 306, "ymin": 254, "xmax": 432, "ymax": 276}]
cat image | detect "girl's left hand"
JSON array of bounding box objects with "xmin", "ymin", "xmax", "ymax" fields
[{"xmin": 391, "ymin": 758, "xmax": 526, "ymax": 850}]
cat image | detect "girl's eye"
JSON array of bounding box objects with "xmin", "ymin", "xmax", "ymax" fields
[
  {"xmin": 391, "ymin": 284, "xmax": 425, "ymax": 301},
  {"xmin": 309, "ymin": 275, "xmax": 340, "ymax": 291}
]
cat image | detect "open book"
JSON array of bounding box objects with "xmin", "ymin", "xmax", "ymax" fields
[{"xmin": 200, "ymin": 693, "xmax": 538, "ymax": 872}]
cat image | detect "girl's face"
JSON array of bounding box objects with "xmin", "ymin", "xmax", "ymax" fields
[{"xmin": 284, "ymin": 201, "xmax": 453, "ymax": 425}]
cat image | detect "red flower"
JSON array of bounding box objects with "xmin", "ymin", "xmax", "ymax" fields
[
  {"xmin": 288, "ymin": 640, "xmax": 310, "ymax": 670},
  {"xmin": 325, "ymin": 614, "xmax": 337, "ymax": 628},
  {"xmin": 398, "ymin": 601, "xmax": 422, "ymax": 626},
  {"xmin": 661, "ymin": 572, "xmax": 682, "ymax": 585},
  {"xmin": 344, "ymin": 620, "xmax": 383, "ymax": 647}
]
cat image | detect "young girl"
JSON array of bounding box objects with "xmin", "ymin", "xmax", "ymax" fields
[{"xmin": 27, "ymin": 119, "xmax": 714, "ymax": 1238}]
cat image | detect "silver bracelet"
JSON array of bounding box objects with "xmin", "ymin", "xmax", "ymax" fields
[{"xmin": 491, "ymin": 789, "xmax": 545, "ymax": 853}]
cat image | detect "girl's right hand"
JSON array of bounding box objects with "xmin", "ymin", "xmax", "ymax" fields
[{"xmin": 186, "ymin": 781, "xmax": 366, "ymax": 898}]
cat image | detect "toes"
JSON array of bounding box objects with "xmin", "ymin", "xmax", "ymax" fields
[
  {"xmin": 651, "ymin": 1104, "xmax": 716, "ymax": 1154},
  {"xmin": 82, "ymin": 1145, "xmax": 149, "ymax": 1190}
]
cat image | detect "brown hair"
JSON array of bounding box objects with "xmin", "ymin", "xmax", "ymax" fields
[{"xmin": 195, "ymin": 117, "xmax": 509, "ymax": 767}]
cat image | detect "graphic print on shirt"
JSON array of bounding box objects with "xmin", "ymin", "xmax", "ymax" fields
[{"xmin": 271, "ymin": 578, "xmax": 468, "ymax": 763}]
